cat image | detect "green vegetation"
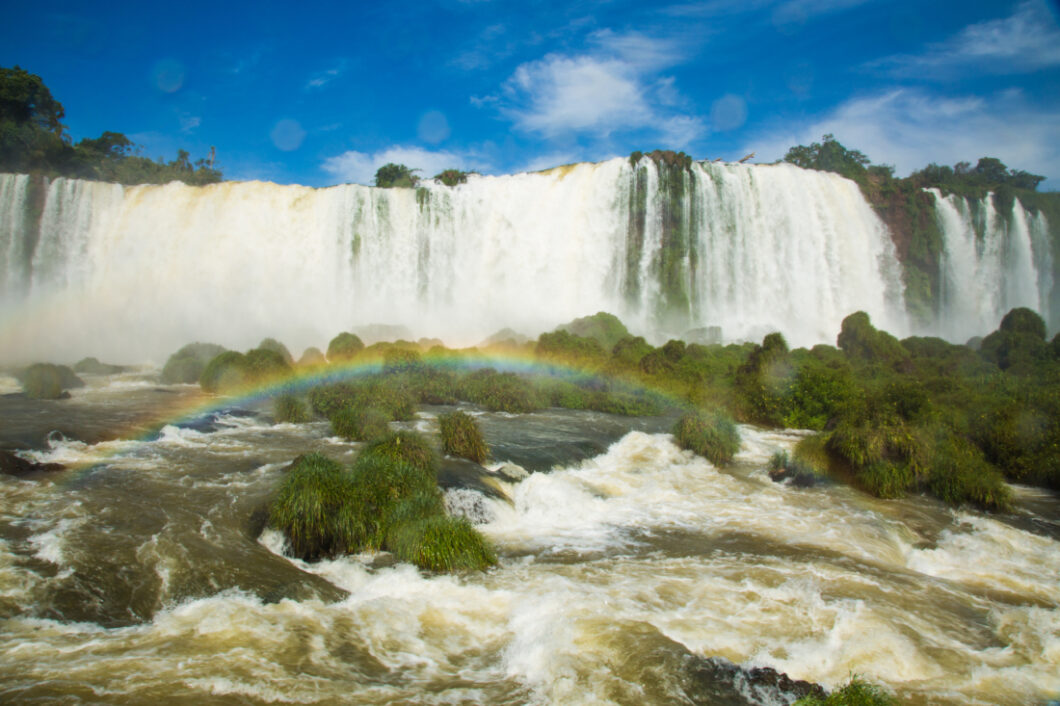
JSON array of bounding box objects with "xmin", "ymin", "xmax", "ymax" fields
[
  {"xmin": 273, "ymin": 394, "xmax": 310, "ymax": 424},
  {"xmin": 20, "ymin": 363, "xmax": 83, "ymax": 399},
  {"xmin": 433, "ymin": 169, "xmax": 471, "ymax": 186},
  {"xmin": 459, "ymin": 369, "xmax": 546, "ymax": 413},
  {"xmin": 438, "ymin": 411, "xmax": 489, "ymax": 463},
  {"xmin": 161, "ymin": 342, "xmax": 227, "ymax": 384},
  {"xmin": 374, "ymin": 163, "xmax": 419, "ymax": 188},
  {"xmin": 267, "ymin": 434, "xmax": 496, "ymax": 572},
  {"xmin": 793, "ymin": 675, "xmax": 895, "ymax": 706},
  {"xmin": 327, "ymin": 332, "xmax": 365, "ymax": 363},
  {"xmin": 72, "ymin": 357, "xmax": 126, "ymax": 375},
  {"xmin": 199, "ymin": 348, "xmax": 292, "ymax": 393},
  {"xmin": 257, "ymin": 338, "xmax": 294, "ymax": 366},
  {"xmin": 1, "ymin": 66, "xmax": 221, "ymax": 185},
  {"xmin": 673, "ymin": 411, "xmax": 741, "ymax": 466}
]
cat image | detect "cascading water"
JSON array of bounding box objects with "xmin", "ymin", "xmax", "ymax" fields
[
  {"xmin": 0, "ymin": 160, "xmax": 910, "ymax": 364},
  {"xmin": 932, "ymin": 189, "xmax": 1053, "ymax": 342}
]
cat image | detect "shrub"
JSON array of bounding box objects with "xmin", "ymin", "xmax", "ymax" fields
[
  {"xmin": 244, "ymin": 348, "xmax": 292, "ymax": 380},
  {"xmin": 73, "ymin": 357, "xmax": 125, "ymax": 374},
  {"xmin": 307, "ymin": 383, "xmax": 361, "ymax": 417},
  {"xmin": 382, "ymin": 347, "xmax": 423, "ymax": 374},
  {"xmin": 535, "ymin": 377, "xmax": 591, "ymax": 409},
  {"xmin": 535, "ymin": 329, "xmax": 605, "ymax": 361},
  {"xmin": 273, "ymin": 394, "xmax": 310, "ymax": 423},
  {"xmin": 327, "ymin": 332, "xmax": 365, "ymax": 363},
  {"xmin": 199, "ymin": 351, "xmax": 250, "ymax": 392},
  {"xmin": 438, "ymin": 411, "xmax": 489, "ymax": 463},
  {"xmin": 611, "ymin": 335, "xmax": 653, "ymax": 367},
  {"xmin": 768, "ymin": 450, "xmax": 821, "ymax": 486},
  {"xmin": 365, "ymin": 379, "xmax": 417, "ymax": 421},
  {"xmin": 927, "ymin": 436, "xmax": 1012, "ymax": 511},
  {"xmin": 348, "ymin": 454, "xmax": 438, "ymax": 549},
  {"xmin": 257, "ymin": 338, "xmax": 294, "ymax": 366},
  {"xmin": 388, "ymin": 515, "xmax": 497, "ymax": 572},
  {"xmin": 735, "ymin": 333, "xmax": 793, "ymax": 426},
  {"xmin": 836, "ymin": 312, "xmax": 909, "ymax": 368},
  {"xmin": 590, "ymin": 389, "xmax": 664, "ymax": 416},
  {"xmin": 556, "ymin": 311, "xmax": 630, "ymax": 350},
  {"xmin": 297, "ymin": 347, "xmax": 327, "ymax": 367},
  {"xmin": 160, "ymin": 342, "xmax": 226, "ymax": 384},
  {"xmin": 673, "ymin": 411, "xmax": 741, "ymax": 466},
  {"xmin": 979, "ymin": 308, "xmax": 1049, "ymax": 373},
  {"xmin": 268, "ymin": 454, "xmax": 361, "ymax": 561}
]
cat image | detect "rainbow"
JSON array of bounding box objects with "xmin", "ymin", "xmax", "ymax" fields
[{"xmin": 37, "ymin": 349, "xmax": 681, "ymax": 476}]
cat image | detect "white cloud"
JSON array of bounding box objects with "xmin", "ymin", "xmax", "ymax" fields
[
  {"xmin": 321, "ymin": 146, "xmax": 491, "ymax": 185},
  {"xmin": 306, "ymin": 61, "xmax": 349, "ymax": 90},
  {"xmin": 747, "ymin": 88, "xmax": 1060, "ymax": 189},
  {"xmin": 179, "ymin": 115, "xmax": 201, "ymax": 133},
  {"xmin": 492, "ymin": 32, "xmax": 704, "ymax": 147},
  {"xmin": 871, "ymin": 1, "xmax": 1060, "ymax": 76}
]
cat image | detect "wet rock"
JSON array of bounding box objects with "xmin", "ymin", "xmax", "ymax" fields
[
  {"xmin": 768, "ymin": 465, "xmax": 820, "ymax": 487},
  {"xmin": 73, "ymin": 357, "xmax": 129, "ymax": 375},
  {"xmin": 0, "ymin": 449, "xmax": 64, "ymax": 477},
  {"xmin": 492, "ymin": 462, "xmax": 529, "ymax": 482}
]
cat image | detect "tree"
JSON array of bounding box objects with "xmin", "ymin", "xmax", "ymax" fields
[
  {"xmin": 0, "ymin": 66, "xmax": 65, "ymax": 133},
  {"xmin": 374, "ymin": 163, "xmax": 419, "ymax": 188},
  {"xmin": 783, "ymin": 134, "xmax": 871, "ymax": 181}
]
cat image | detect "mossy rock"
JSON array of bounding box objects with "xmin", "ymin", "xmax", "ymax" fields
[
  {"xmin": 21, "ymin": 363, "xmax": 77, "ymax": 399},
  {"xmin": 673, "ymin": 411, "xmax": 741, "ymax": 466},
  {"xmin": 438, "ymin": 411, "xmax": 489, "ymax": 463},
  {"xmin": 73, "ymin": 357, "xmax": 126, "ymax": 375}
]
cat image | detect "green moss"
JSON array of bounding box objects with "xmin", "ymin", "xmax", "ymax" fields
[
  {"xmin": 268, "ymin": 454, "xmax": 361, "ymax": 561},
  {"xmin": 438, "ymin": 410, "xmax": 489, "ymax": 463},
  {"xmin": 673, "ymin": 411, "xmax": 741, "ymax": 466}
]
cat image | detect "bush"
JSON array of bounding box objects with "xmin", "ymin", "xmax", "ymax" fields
[
  {"xmin": 536, "ymin": 329, "xmax": 606, "ymax": 361},
  {"xmin": 927, "ymin": 436, "xmax": 1012, "ymax": 511},
  {"xmin": 556, "ymin": 312, "xmax": 630, "ymax": 350},
  {"xmin": 735, "ymin": 333, "xmax": 793, "ymax": 426},
  {"xmin": 438, "ymin": 411, "xmax": 489, "ymax": 463},
  {"xmin": 382, "ymin": 347, "xmax": 423, "ymax": 374},
  {"xmin": 768, "ymin": 450, "xmax": 821, "ymax": 486},
  {"xmin": 611, "ymin": 335, "xmax": 653, "ymax": 367},
  {"xmin": 388, "ymin": 515, "xmax": 497, "ymax": 572},
  {"xmin": 979, "ymin": 308, "xmax": 1049, "ymax": 373},
  {"xmin": 245, "ymin": 347, "xmax": 293, "ymax": 380},
  {"xmin": 257, "ymin": 338, "xmax": 294, "ymax": 366},
  {"xmin": 297, "ymin": 347, "xmax": 327, "ymax": 367},
  {"xmin": 327, "ymin": 332, "xmax": 365, "ymax": 363},
  {"xmin": 673, "ymin": 411, "xmax": 741, "ymax": 466},
  {"xmin": 161, "ymin": 342, "xmax": 226, "ymax": 384},
  {"xmin": 268, "ymin": 454, "xmax": 361, "ymax": 561},
  {"xmin": 836, "ymin": 312, "xmax": 909, "ymax": 369},
  {"xmin": 199, "ymin": 351, "xmax": 249, "ymax": 392},
  {"xmin": 73, "ymin": 357, "xmax": 125, "ymax": 374},
  {"xmin": 273, "ymin": 394, "xmax": 310, "ymax": 423}
]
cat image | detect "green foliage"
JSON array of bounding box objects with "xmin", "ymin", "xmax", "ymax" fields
[
  {"xmin": 374, "ymin": 163, "xmax": 419, "ymax": 188},
  {"xmin": 297, "ymin": 347, "xmax": 327, "ymax": 368},
  {"xmin": 199, "ymin": 351, "xmax": 250, "ymax": 392},
  {"xmin": 783, "ymin": 134, "xmax": 874, "ymax": 182},
  {"xmin": 356, "ymin": 431, "xmax": 438, "ymax": 474},
  {"xmin": 611, "ymin": 335, "xmax": 654, "ymax": 368},
  {"xmin": 793, "ymin": 675, "xmax": 895, "ymax": 706},
  {"xmin": 388, "ymin": 515, "xmax": 497, "ymax": 572},
  {"xmin": 257, "ymin": 338, "xmax": 294, "ymax": 366},
  {"xmin": 73, "ymin": 357, "xmax": 125, "ymax": 375},
  {"xmin": 836, "ymin": 312, "xmax": 909, "ymax": 369},
  {"xmin": 273, "ymin": 394, "xmax": 310, "ymax": 424},
  {"xmin": 927, "ymin": 435, "xmax": 1012, "ymax": 511},
  {"xmin": 330, "ymin": 404, "xmax": 390, "ymax": 442},
  {"xmin": 161, "ymin": 342, "xmax": 226, "ymax": 384},
  {"xmin": 382, "ymin": 347, "xmax": 423, "ymax": 374},
  {"xmin": 308, "ymin": 382, "xmax": 360, "ymax": 418},
  {"xmin": 735, "ymin": 333, "xmax": 793, "ymax": 426},
  {"xmin": 673, "ymin": 411, "xmax": 741, "ymax": 466},
  {"xmin": 979, "ymin": 308, "xmax": 1049, "ymax": 373},
  {"xmin": 536, "ymin": 329, "xmax": 606, "ymax": 361},
  {"xmin": 556, "ymin": 312, "xmax": 631, "ymax": 351},
  {"xmin": 433, "ymin": 169, "xmax": 470, "ymax": 186},
  {"xmin": 327, "ymin": 332, "xmax": 365, "ymax": 363},
  {"xmin": 458, "ymin": 369, "xmax": 545, "ymax": 413},
  {"xmin": 244, "ymin": 348, "xmax": 292, "ymax": 380},
  {"xmin": 909, "ymin": 156, "xmax": 1046, "ymax": 194},
  {"xmin": 438, "ymin": 411, "xmax": 489, "ymax": 463},
  {"xmin": 768, "ymin": 450, "xmax": 821, "ymax": 486},
  {"xmin": 268, "ymin": 454, "xmax": 360, "ymax": 561}
]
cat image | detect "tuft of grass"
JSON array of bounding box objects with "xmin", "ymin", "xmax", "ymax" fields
[
  {"xmin": 356, "ymin": 431, "xmax": 438, "ymax": 475},
  {"xmin": 794, "ymin": 675, "xmax": 896, "ymax": 705},
  {"xmin": 673, "ymin": 411, "xmax": 741, "ymax": 466},
  {"xmin": 388, "ymin": 514, "xmax": 497, "ymax": 572},
  {"xmin": 268, "ymin": 454, "xmax": 361, "ymax": 561},
  {"xmin": 330, "ymin": 405, "xmax": 390, "ymax": 442},
  {"xmin": 438, "ymin": 411, "xmax": 489, "ymax": 463},
  {"xmin": 458, "ymin": 369, "xmax": 545, "ymax": 413},
  {"xmin": 273, "ymin": 394, "xmax": 310, "ymax": 423},
  {"xmin": 327, "ymin": 332, "xmax": 365, "ymax": 363}
]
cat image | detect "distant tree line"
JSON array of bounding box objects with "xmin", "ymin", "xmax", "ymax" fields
[{"xmin": 0, "ymin": 65, "xmax": 222, "ymax": 186}]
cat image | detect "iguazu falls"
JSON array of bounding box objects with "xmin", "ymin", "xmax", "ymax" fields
[{"xmin": 2, "ymin": 2, "xmax": 1059, "ymax": 705}]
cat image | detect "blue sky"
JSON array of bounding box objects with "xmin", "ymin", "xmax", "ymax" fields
[{"xmin": 3, "ymin": 0, "xmax": 1059, "ymax": 189}]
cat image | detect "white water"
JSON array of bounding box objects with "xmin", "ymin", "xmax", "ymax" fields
[
  {"xmin": 933, "ymin": 190, "xmax": 1053, "ymax": 342},
  {"xmin": 0, "ymin": 161, "xmax": 909, "ymax": 365}
]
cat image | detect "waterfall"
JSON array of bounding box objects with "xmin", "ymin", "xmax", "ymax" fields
[
  {"xmin": 1, "ymin": 160, "xmax": 912, "ymax": 364},
  {"xmin": 932, "ymin": 189, "xmax": 1053, "ymax": 342}
]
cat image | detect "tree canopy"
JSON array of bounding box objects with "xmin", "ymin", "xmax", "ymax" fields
[
  {"xmin": 374, "ymin": 163, "xmax": 419, "ymax": 188},
  {"xmin": 0, "ymin": 65, "xmax": 222, "ymax": 186}
]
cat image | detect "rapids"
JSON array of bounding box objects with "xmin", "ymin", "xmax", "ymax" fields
[{"xmin": 1, "ymin": 371, "xmax": 1057, "ymax": 704}]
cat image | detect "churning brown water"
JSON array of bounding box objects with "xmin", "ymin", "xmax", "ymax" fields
[{"xmin": 1, "ymin": 371, "xmax": 1058, "ymax": 704}]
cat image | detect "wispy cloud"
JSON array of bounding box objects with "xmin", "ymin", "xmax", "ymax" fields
[
  {"xmin": 746, "ymin": 88, "xmax": 1060, "ymax": 189},
  {"xmin": 487, "ymin": 31, "xmax": 705, "ymax": 147},
  {"xmin": 664, "ymin": 0, "xmax": 874, "ymax": 22},
  {"xmin": 179, "ymin": 115, "xmax": 201, "ymax": 133},
  {"xmin": 321, "ymin": 145, "xmax": 492, "ymax": 185},
  {"xmin": 870, "ymin": 1, "xmax": 1060, "ymax": 76},
  {"xmin": 305, "ymin": 60, "xmax": 349, "ymax": 90}
]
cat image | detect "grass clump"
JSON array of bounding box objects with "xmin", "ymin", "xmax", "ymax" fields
[
  {"xmin": 438, "ymin": 411, "xmax": 489, "ymax": 463},
  {"xmin": 458, "ymin": 369, "xmax": 545, "ymax": 413},
  {"xmin": 273, "ymin": 394, "xmax": 310, "ymax": 423},
  {"xmin": 356, "ymin": 430, "xmax": 437, "ymax": 473},
  {"xmin": 268, "ymin": 454, "xmax": 360, "ymax": 561},
  {"xmin": 330, "ymin": 405, "xmax": 390, "ymax": 442},
  {"xmin": 673, "ymin": 411, "xmax": 741, "ymax": 466},
  {"xmin": 161, "ymin": 342, "xmax": 226, "ymax": 384},
  {"xmin": 388, "ymin": 515, "xmax": 497, "ymax": 572},
  {"xmin": 793, "ymin": 675, "xmax": 895, "ymax": 705},
  {"xmin": 327, "ymin": 332, "xmax": 365, "ymax": 363}
]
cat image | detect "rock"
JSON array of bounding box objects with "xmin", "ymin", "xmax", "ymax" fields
[
  {"xmin": 491, "ymin": 462, "xmax": 529, "ymax": 482},
  {"xmin": 19, "ymin": 363, "xmax": 84, "ymax": 399},
  {"xmin": 0, "ymin": 449, "xmax": 64, "ymax": 477},
  {"xmin": 73, "ymin": 357, "xmax": 128, "ymax": 375}
]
